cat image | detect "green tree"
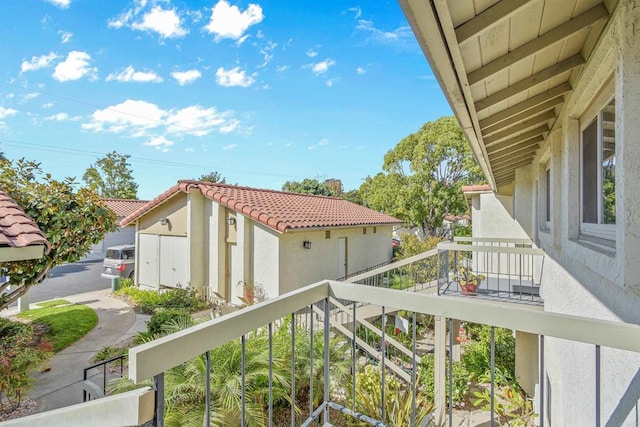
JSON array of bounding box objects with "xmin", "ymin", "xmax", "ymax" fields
[
  {"xmin": 198, "ymin": 171, "xmax": 227, "ymax": 183},
  {"xmin": 361, "ymin": 116, "xmax": 483, "ymax": 236},
  {"xmin": 0, "ymin": 159, "xmax": 116, "ymax": 311},
  {"xmin": 82, "ymin": 151, "xmax": 138, "ymax": 199},
  {"xmin": 340, "ymin": 189, "xmax": 364, "ymax": 205},
  {"xmin": 282, "ymin": 178, "xmax": 334, "ymax": 196}
]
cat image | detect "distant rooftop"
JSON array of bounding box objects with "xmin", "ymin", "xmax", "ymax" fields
[
  {"xmin": 0, "ymin": 188, "xmax": 50, "ymax": 253},
  {"xmin": 121, "ymin": 180, "xmax": 402, "ymax": 233},
  {"xmin": 102, "ymin": 199, "xmax": 149, "ymax": 219}
]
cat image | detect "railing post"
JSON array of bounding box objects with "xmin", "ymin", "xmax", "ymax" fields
[
  {"xmin": 596, "ymin": 344, "xmax": 601, "ymax": 427},
  {"xmin": 411, "ymin": 312, "xmax": 417, "ymax": 427},
  {"xmin": 490, "ymin": 326, "xmax": 495, "ymax": 427},
  {"xmin": 153, "ymin": 372, "xmax": 164, "ymax": 427},
  {"xmin": 269, "ymin": 322, "xmax": 274, "ymax": 427},
  {"xmin": 352, "ymin": 302, "xmax": 357, "ymax": 414},
  {"xmin": 323, "ymin": 298, "xmax": 330, "ymax": 425},
  {"xmin": 291, "ymin": 313, "xmax": 296, "ymax": 427},
  {"xmin": 241, "ymin": 335, "xmax": 246, "ymax": 426},
  {"xmin": 448, "ymin": 318, "xmax": 453, "ymax": 427},
  {"xmin": 309, "ymin": 304, "xmax": 314, "ymax": 419},
  {"xmin": 539, "ymin": 334, "xmax": 545, "ymax": 427},
  {"xmin": 205, "ymin": 351, "xmax": 210, "ymax": 427},
  {"xmin": 381, "ymin": 306, "xmax": 386, "ymax": 423}
]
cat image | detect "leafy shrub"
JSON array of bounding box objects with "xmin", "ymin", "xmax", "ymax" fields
[
  {"xmin": 146, "ymin": 309, "xmax": 190, "ymax": 336},
  {"xmin": 119, "ymin": 278, "xmax": 133, "ymax": 289},
  {"xmin": 462, "ymin": 324, "xmax": 515, "ymax": 383},
  {"xmin": 350, "ymin": 364, "xmax": 434, "ymax": 425},
  {"xmin": 421, "ymin": 353, "xmax": 470, "ymax": 406},
  {"xmin": 0, "ymin": 318, "xmax": 51, "ymax": 412},
  {"xmin": 92, "ymin": 345, "xmax": 128, "ymax": 363},
  {"xmin": 116, "ymin": 287, "xmax": 208, "ymax": 314},
  {"xmin": 397, "ymin": 235, "xmax": 443, "ymax": 259}
]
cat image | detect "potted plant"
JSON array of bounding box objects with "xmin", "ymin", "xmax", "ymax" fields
[{"xmin": 457, "ymin": 265, "xmax": 485, "ymax": 296}]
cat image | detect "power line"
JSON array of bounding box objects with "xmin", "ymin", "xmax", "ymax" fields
[{"xmin": 0, "ymin": 139, "xmax": 296, "ymax": 179}]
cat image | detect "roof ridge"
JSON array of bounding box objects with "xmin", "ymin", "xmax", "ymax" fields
[{"xmin": 177, "ymin": 179, "xmax": 343, "ymax": 200}]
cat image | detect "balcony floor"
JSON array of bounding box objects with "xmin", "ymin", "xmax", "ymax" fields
[{"xmin": 439, "ymin": 281, "xmax": 543, "ymax": 306}]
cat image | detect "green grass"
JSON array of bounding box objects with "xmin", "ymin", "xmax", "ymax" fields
[
  {"xmin": 36, "ymin": 299, "xmax": 71, "ymax": 308},
  {"xmin": 17, "ymin": 304, "xmax": 98, "ymax": 353}
]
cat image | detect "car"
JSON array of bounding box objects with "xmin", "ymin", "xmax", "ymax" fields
[{"xmin": 101, "ymin": 244, "xmax": 135, "ymax": 280}]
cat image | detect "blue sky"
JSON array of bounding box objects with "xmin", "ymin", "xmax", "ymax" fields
[{"xmin": 0, "ymin": 0, "xmax": 451, "ymax": 200}]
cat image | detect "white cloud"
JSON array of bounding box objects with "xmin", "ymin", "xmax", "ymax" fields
[
  {"xmin": 22, "ymin": 93, "xmax": 40, "ymax": 101},
  {"xmin": 83, "ymin": 99, "xmax": 240, "ymax": 139},
  {"xmin": 348, "ymin": 6, "xmax": 362, "ymax": 19},
  {"xmin": 308, "ymin": 138, "xmax": 330, "ymax": 150},
  {"xmin": 204, "ymin": 0, "xmax": 263, "ymax": 41},
  {"xmin": 0, "ymin": 107, "xmax": 18, "ymax": 129},
  {"xmin": 356, "ymin": 19, "xmax": 413, "ymax": 46},
  {"xmin": 222, "ymin": 143, "xmax": 237, "ymax": 151},
  {"xmin": 166, "ymin": 105, "xmax": 227, "ymax": 136},
  {"xmin": 276, "ymin": 65, "xmax": 289, "ymax": 74},
  {"xmin": 356, "ymin": 66, "xmax": 367, "ymax": 75},
  {"xmin": 53, "ymin": 51, "xmax": 97, "ymax": 82},
  {"xmin": 107, "ymin": 66, "xmax": 163, "ymax": 83},
  {"xmin": 58, "ymin": 30, "xmax": 73, "ymax": 43},
  {"xmin": 45, "ymin": 0, "xmax": 71, "ymax": 9},
  {"xmin": 144, "ymin": 136, "xmax": 174, "ymax": 152},
  {"xmin": 258, "ymin": 41, "xmax": 277, "ymax": 67},
  {"xmin": 171, "ymin": 69, "xmax": 202, "ymax": 85},
  {"xmin": 305, "ymin": 59, "xmax": 335, "ymax": 75},
  {"xmin": 44, "ymin": 112, "xmax": 81, "ymax": 121},
  {"xmin": 325, "ymin": 78, "xmax": 340, "ymax": 87},
  {"xmin": 131, "ymin": 6, "xmax": 188, "ymax": 38},
  {"xmin": 215, "ymin": 67, "xmax": 255, "ymax": 87},
  {"xmin": 21, "ymin": 52, "xmax": 58, "ymax": 73},
  {"xmin": 306, "ymin": 49, "xmax": 318, "ymax": 58},
  {"xmin": 82, "ymin": 99, "xmax": 166, "ymax": 133},
  {"xmin": 42, "ymin": 102, "xmax": 54, "ymax": 108}
]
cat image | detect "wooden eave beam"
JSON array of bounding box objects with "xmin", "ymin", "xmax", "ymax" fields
[
  {"xmin": 495, "ymin": 175, "xmax": 515, "ymax": 186},
  {"xmin": 479, "ymin": 82, "xmax": 571, "ymax": 129},
  {"xmin": 483, "ymin": 110, "xmax": 556, "ymax": 144},
  {"xmin": 489, "ymin": 144, "xmax": 539, "ymax": 162},
  {"xmin": 455, "ymin": 0, "xmax": 532, "ymax": 44},
  {"xmin": 482, "ymin": 96, "xmax": 563, "ymax": 135},
  {"xmin": 467, "ymin": 5, "xmax": 608, "ymax": 85},
  {"xmin": 485, "ymin": 125, "xmax": 548, "ymax": 150},
  {"xmin": 475, "ymin": 54, "xmax": 584, "ymax": 113},
  {"xmin": 491, "ymin": 152, "xmax": 535, "ymax": 169},
  {"xmin": 492, "ymin": 158, "xmax": 534, "ymax": 175}
]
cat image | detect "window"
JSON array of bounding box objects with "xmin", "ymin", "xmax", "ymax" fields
[
  {"xmin": 581, "ymin": 96, "xmax": 615, "ymax": 241},
  {"xmin": 363, "ymin": 227, "xmax": 367, "ymax": 235},
  {"xmin": 545, "ymin": 165, "xmax": 551, "ymax": 228},
  {"xmin": 325, "ymin": 230, "xmax": 331, "ymax": 239}
]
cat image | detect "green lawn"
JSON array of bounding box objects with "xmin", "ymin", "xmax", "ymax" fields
[{"xmin": 17, "ymin": 301, "xmax": 98, "ymax": 353}]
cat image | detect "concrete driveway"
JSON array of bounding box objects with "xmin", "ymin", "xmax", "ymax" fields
[{"xmin": 10, "ymin": 260, "xmax": 110, "ymax": 307}]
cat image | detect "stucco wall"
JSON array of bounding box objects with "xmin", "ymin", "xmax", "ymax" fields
[
  {"xmin": 481, "ymin": 3, "xmax": 640, "ymax": 425},
  {"xmin": 278, "ymin": 225, "xmax": 394, "ymax": 294},
  {"xmin": 252, "ymin": 223, "xmax": 280, "ymax": 300},
  {"xmin": 138, "ymin": 194, "xmax": 187, "ymax": 236}
]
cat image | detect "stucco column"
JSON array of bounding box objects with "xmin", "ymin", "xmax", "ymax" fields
[
  {"xmin": 514, "ymin": 165, "xmax": 533, "ymax": 238},
  {"xmin": 187, "ymin": 189, "xmax": 205, "ymax": 294},
  {"xmin": 434, "ymin": 315, "xmax": 446, "ymax": 424},
  {"xmin": 451, "ymin": 319, "xmax": 461, "ymax": 362},
  {"xmin": 563, "ymin": 118, "xmax": 580, "ymax": 241},
  {"xmin": 550, "ymin": 129, "xmax": 563, "ymax": 250},
  {"xmin": 617, "ymin": 0, "xmax": 640, "ymax": 291}
]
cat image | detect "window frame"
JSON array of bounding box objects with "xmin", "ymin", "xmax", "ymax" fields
[
  {"xmin": 545, "ymin": 163, "xmax": 551, "ymax": 230},
  {"xmin": 579, "ymin": 86, "xmax": 616, "ymax": 242}
]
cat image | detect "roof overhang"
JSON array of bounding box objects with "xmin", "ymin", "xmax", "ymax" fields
[
  {"xmin": 0, "ymin": 244, "xmax": 46, "ymax": 262},
  {"xmin": 400, "ymin": 0, "xmax": 615, "ymax": 189}
]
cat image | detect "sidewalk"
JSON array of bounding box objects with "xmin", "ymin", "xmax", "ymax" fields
[{"xmin": 2, "ymin": 289, "xmax": 149, "ymax": 413}]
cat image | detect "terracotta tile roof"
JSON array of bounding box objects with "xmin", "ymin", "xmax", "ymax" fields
[
  {"xmin": 102, "ymin": 199, "xmax": 149, "ymax": 219},
  {"xmin": 121, "ymin": 180, "xmax": 403, "ymax": 233},
  {"xmin": 461, "ymin": 184, "xmax": 492, "ymax": 193},
  {"xmin": 0, "ymin": 188, "xmax": 51, "ymax": 252}
]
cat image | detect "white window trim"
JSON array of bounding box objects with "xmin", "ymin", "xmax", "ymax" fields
[
  {"xmin": 579, "ymin": 85, "xmax": 616, "ymax": 242},
  {"xmin": 544, "ymin": 164, "xmax": 551, "ymax": 231}
]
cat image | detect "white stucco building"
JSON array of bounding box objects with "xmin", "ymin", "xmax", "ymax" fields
[
  {"xmin": 401, "ymin": 0, "xmax": 640, "ymax": 424},
  {"xmin": 121, "ymin": 180, "xmax": 401, "ymax": 304}
]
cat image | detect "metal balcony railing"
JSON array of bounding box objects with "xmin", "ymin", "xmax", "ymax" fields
[
  {"xmin": 126, "ymin": 280, "xmax": 640, "ymax": 427},
  {"xmin": 437, "ymin": 238, "xmax": 545, "ymax": 305}
]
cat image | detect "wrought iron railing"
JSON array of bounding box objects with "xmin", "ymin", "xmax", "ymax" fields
[
  {"xmin": 437, "ymin": 240, "xmax": 545, "ymax": 305},
  {"xmin": 126, "ymin": 280, "xmax": 640, "ymax": 427},
  {"xmin": 82, "ymin": 354, "xmax": 126, "ymax": 401}
]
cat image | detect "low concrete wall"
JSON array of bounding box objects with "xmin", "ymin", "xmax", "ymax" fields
[{"xmin": 1, "ymin": 387, "xmax": 154, "ymax": 427}]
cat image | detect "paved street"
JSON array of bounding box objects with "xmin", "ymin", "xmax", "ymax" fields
[{"xmin": 10, "ymin": 260, "xmax": 110, "ymax": 307}]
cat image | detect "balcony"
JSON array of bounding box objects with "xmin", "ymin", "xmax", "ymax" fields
[
  {"xmin": 8, "ymin": 249, "xmax": 640, "ymax": 426},
  {"xmin": 437, "ymin": 237, "xmax": 545, "ymax": 306}
]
